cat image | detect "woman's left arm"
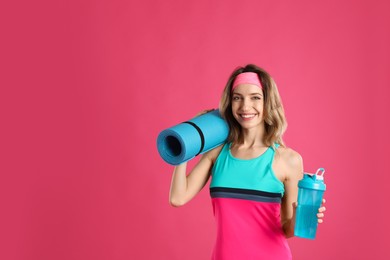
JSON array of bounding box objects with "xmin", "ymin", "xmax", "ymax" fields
[
  {"xmin": 280, "ymin": 149, "xmax": 303, "ymax": 238},
  {"xmin": 280, "ymin": 150, "xmax": 326, "ymax": 238}
]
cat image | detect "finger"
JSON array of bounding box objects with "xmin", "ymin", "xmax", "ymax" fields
[
  {"xmin": 318, "ymin": 206, "xmax": 326, "ymax": 213},
  {"xmin": 318, "ymin": 219, "xmax": 324, "ymax": 224},
  {"xmin": 195, "ymin": 109, "xmax": 215, "ymax": 117},
  {"xmin": 317, "ymin": 213, "xmax": 324, "ymax": 218},
  {"xmin": 203, "ymin": 109, "xmax": 214, "ymax": 113},
  {"xmin": 322, "ymin": 198, "xmax": 326, "ymax": 204},
  {"xmin": 292, "ymin": 201, "xmax": 298, "ymax": 208}
]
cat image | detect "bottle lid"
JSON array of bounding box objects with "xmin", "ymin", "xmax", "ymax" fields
[{"xmin": 299, "ymin": 168, "xmax": 326, "ymax": 191}]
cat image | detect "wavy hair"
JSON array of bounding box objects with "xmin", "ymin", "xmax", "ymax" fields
[{"xmin": 219, "ymin": 64, "xmax": 287, "ymax": 147}]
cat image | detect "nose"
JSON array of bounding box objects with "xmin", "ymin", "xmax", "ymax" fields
[{"xmin": 241, "ymin": 98, "xmax": 251, "ymax": 111}]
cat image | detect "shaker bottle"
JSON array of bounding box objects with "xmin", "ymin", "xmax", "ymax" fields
[{"xmin": 294, "ymin": 168, "xmax": 326, "ymax": 239}]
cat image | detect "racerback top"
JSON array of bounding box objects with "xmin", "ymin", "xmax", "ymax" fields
[{"xmin": 209, "ymin": 142, "xmax": 291, "ymax": 260}]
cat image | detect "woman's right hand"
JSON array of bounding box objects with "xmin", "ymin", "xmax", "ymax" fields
[{"xmin": 194, "ymin": 108, "xmax": 215, "ymax": 118}]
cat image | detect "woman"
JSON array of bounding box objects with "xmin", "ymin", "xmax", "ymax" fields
[{"xmin": 169, "ymin": 64, "xmax": 326, "ymax": 259}]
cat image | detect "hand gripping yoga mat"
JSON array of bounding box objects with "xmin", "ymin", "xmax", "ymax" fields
[{"xmin": 157, "ymin": 109, "xmax": 229, "ymax": 165}]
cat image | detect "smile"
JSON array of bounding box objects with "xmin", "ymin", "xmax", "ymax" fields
[{"xmin": 239, "ymin": 113, "xmax": 257, "ymax": 120}]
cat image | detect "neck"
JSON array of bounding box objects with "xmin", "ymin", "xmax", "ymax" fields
[{"xmin": 237, "ymin": 124, "xmax": 267, "ymax": 147}]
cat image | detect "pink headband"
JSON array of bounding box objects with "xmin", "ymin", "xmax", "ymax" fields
[{"xmin": 232, "ymin": 72, "xmax": 262, "ymax": 91}]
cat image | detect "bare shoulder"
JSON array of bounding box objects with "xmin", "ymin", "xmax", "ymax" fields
[
  {"xmin": 276, "ymin": 147, "xmax": 303, "ymax": 168},
  {"xmin": 202, "ymin": 144, "xmax": 225, "ymax": 164},
  {"xmin": 275, "ymin": 147, "xmax": 303, "ymax": 180}
]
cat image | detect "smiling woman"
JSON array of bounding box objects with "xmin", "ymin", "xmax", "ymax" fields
[{"xmin": 169, "ymin": 64, "xmax": 326, "ymax": 260}]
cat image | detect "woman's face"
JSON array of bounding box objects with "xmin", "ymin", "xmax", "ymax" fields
[{"xmin": 231, "ymin": 84, "xmax": 264, "ymax": 129}]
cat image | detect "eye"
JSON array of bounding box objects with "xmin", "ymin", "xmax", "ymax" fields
[
  {"xmin": 252, "ymin": 96, "xmax": 261, "ymax": 100},
  {"xmin": 232, "ymin": 96, "xmax": 240, "ymax": 101}
]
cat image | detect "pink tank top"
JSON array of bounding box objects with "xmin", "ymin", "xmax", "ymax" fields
[{"xmin": 209, "ymin": 143, "xmax": 291, "ymax": 259}]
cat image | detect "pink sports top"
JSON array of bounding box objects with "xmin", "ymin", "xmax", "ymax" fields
[{"xmin": 209, "ymin": 143, "xmax": 291, "ymax": 260}]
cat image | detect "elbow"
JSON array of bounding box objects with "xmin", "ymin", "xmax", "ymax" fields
[{"xmin": 169, "ymin": 197, "xmax": 186, "ymax": 207}]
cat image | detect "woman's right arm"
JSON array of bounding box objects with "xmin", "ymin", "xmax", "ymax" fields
[{"xmin": 169, "ymin": 145, "xmax": 222, "ymax": 207}]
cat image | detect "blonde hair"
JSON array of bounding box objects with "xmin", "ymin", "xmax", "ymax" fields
[{"xmin": 219, "ymin": 64, "xmax": 287, "ymax": 147}]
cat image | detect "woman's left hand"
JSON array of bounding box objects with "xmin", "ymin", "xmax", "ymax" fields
[{"xmin": 317, "ymin": 198, "xmax": 326, "ymax": 223}]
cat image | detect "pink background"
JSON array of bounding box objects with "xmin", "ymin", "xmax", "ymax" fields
[{"xmin": 1, "ymin": 0, "xmax": 390, "ymax": 259}]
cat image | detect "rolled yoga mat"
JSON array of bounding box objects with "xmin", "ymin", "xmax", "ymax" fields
[{"xmin": 157, "ymin": 109, "xmax": 229, "ymax": 165}]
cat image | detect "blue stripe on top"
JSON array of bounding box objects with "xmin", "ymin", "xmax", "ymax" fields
[
  {"xmin": 210, "ymin": 142, "xmax": 285, "ymax": 199},
  {"xmin": 210, "ymin": 187, "xmax": 282, "ymax": 203}
]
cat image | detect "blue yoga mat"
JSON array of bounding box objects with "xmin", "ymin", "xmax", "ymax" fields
[{"xmin": 157, "ymin": 109, "xmax": 229, "ymax": 165}]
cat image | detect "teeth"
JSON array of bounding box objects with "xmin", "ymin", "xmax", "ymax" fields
[{"xmin": 241, "ymin": 114, "xmax": 256, "ymax": 118}]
